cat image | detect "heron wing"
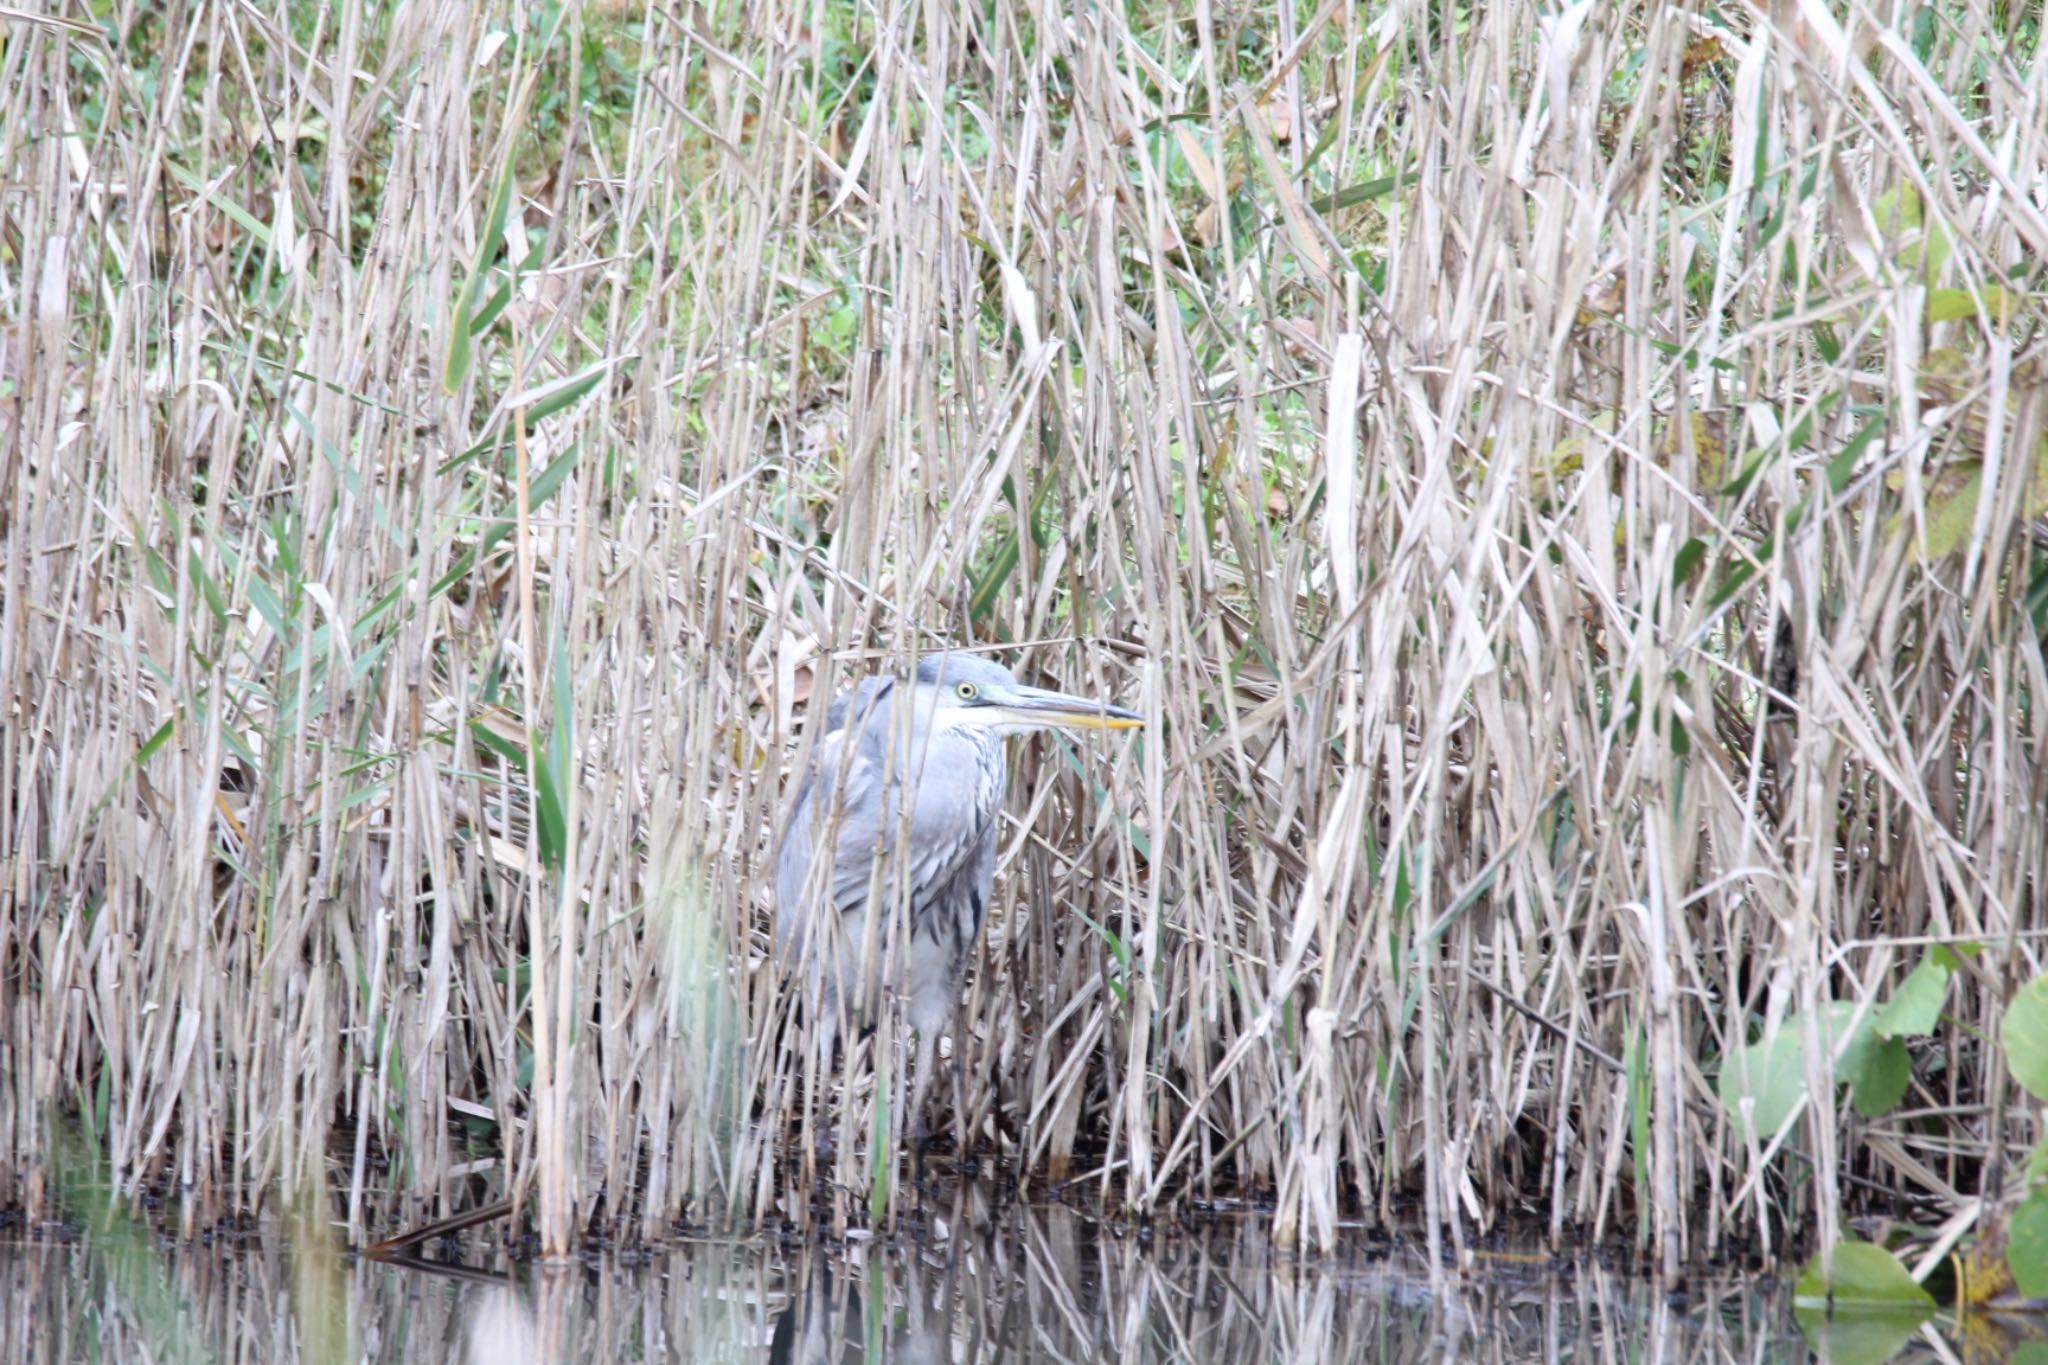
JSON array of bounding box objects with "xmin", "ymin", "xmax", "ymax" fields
[
  {"xmin": 775, "ymin": 674, "xmax": 894, "ymax": 932},
  {"xmin": 775, "ymin": 722, "xmax": 1001, "ymax": 926},
  {"xmin": 898, "ymin": 728, "xmax": 1002, "ymax": 922},
  {"xmin": 773, "ymin": 728, "xmax": 881, "ymax": 940},
  {"xmin": 773, "ymin": 687, "xmax": 1009, "ymax": 1044}
]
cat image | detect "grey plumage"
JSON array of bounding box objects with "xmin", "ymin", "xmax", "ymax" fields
[{"xmin": 773, "ymin": 653, "xmax": 1141, "ymax": 1117}]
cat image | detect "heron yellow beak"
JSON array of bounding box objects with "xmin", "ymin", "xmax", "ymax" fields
[{"xmin": 994, "ymin": 684, "xmax": 1144, "ymax": 731}]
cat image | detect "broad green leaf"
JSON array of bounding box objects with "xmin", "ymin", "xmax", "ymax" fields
[
  {"xmin": 1846, "ymin": 1036, "xmax": 1912, "ymax": 1117},
  {"xmin": 1721, "ymin": 1002, "xmax": 1891, "ymax": 1137},
  {"xmin": 2005, "ymin": 977, "xmax": 2048, "ymax": 1102},
  {"xmin": 1718, "ymin": 1020, "xmax": 1808, "ymax": 1139},
  {"xmin": 1887, "ymin": 395, "xmax": 2048, "ymax": 562},
  {"xmin": 1792, "ymin": 1240, "xmax": 1935, "ymax": 1365},
  {"xmin": 1526, "ymin": 411, "xmax": 1615, "ymax": 497},
  {"xmin": 1876, "ymin": 954, "xmax": 1952, "ymax": 1038},
  {"xmin": 1873, "ymin": 183, "xmax": 1951, "ymax": 280},
  {"xmin": 1791, "ymin": 1305, "xmax": 1927, "ymax": 1365},
  {"xmin": 1926, "ymin": 285, "xmax": 2013, "ymax": 323},
  {"xmin": 1908, "ymin": 463, "xmax": 1989, "ymax": 561},
  {"xmin": 1831, "ymin": 1002, "xmax": 1898, "ymax": 1115},
  {"xmin": 1795, "ymin": 1238, "xmax": 1936, "ymax": 1309},
  {"xmin": 2010, "ymin": 1190, "xmax": 2048, "ymax": 1300},
  {"xmin": 1871, "ymin": 185, "xmax": 1921, "ymax": 238}
]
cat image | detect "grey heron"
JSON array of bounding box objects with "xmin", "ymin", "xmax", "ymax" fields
[{"xmin": 774, "ymin": 652, "xmax": 1142, "ymax": 1147}]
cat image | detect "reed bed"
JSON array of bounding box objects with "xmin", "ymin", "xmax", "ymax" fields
[{"xmin": 2, "ymin": 0, "xmax": 2045, "ymax": 1270}]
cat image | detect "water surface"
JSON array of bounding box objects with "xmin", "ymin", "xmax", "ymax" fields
[{"xmin": 2, "ymin": 1201, "xmax": 1806, "ymax": 1362}]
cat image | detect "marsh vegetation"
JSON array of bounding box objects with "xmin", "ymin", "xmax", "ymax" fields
[{"xmin": 4, "ymin": 0, "xmax": 2048, "ymax": 1313}]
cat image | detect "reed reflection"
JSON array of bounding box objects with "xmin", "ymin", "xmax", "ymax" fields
[{"xmin": 2, "ymin": 1199, "xmax": 1802, "ymax": 1364}]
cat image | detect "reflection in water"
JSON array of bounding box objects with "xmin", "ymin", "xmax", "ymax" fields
[
  {"xmin": 464, "ymin": 1283, "xmax": 539, "ymax": 1365},
  {"xmin": 0, "ymin": 1196, "xmax": 1802, "ymax": 1363},
  {"xmin": 759, "ymin": 1210, "xmax": 1801, "ymax": 1364}
]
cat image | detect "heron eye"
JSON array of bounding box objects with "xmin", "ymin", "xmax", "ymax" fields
[{"xmin": 955, "ymin": 681, "xmax": 978, "ymax": 700}]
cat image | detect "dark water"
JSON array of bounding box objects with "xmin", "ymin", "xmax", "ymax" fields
[{"xmin": 2, "ymin": 1203, "xmax": 1808, "ymax": 1362}]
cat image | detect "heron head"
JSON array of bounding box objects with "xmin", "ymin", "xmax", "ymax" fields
[{"xmin": 914, "ymin": 654, "xmax": 1143, "ymax": 736}]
